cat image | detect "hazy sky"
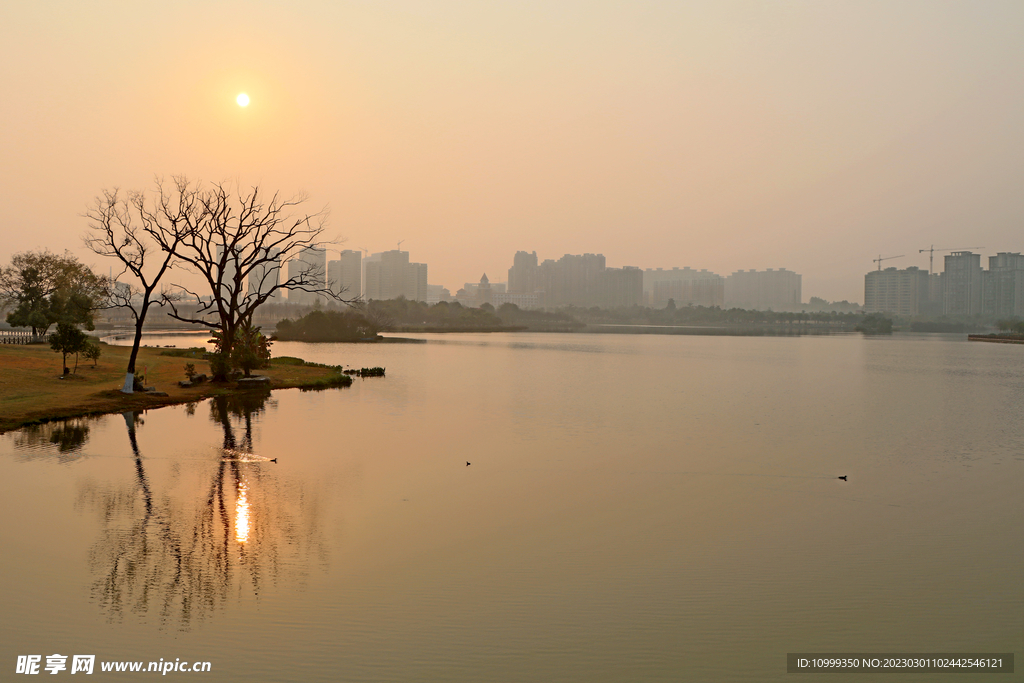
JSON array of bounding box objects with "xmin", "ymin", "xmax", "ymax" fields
[{"xmin": 2, "ymin": 1, "xmax": 1022, "ymax": 302}]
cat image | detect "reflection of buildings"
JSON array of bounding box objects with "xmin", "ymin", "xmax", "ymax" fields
[
  {"xmin": 363, "ymin": 250, "xmax": 427, "ymax": 302},
  {"xmin": 725, "ymin": 268, "xmax": 802, "ymax": 311}
]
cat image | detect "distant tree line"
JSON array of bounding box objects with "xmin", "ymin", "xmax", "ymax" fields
[
  {"xmin": 275, "ymin": 309, "xmax": 380, "ymax": 342},
  {"xmin": 559, "ymin": 303, "xmax": 869, "ymax": 328}
]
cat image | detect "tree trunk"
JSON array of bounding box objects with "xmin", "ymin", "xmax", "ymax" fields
[{"xmin": 122, "ymin": 309, "xmax": 147, "ymax": 394}]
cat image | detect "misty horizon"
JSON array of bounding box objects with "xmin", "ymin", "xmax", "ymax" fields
[{"xmin": 2, "ymin": 2, "xmax": 1022, "ymax": 303}]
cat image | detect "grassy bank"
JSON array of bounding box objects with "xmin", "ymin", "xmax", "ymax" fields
[{"xmin": 0, "ymin": 342, "xmax": 349, "ymax": 433}]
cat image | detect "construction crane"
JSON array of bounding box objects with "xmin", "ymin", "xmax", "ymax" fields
[
  {"xmin": 397, "ymin": 239, "xmax": 405, "ymax": 252},
  {"xmin": 873, "ymin": 254, "xmax": 904, "ymax": 271},
  {"xmin": 358, "ymin": 246, "xmax": 369, "ymax": 257},
  {"xmin": 918, "ymin": 245, "xmax": 985, "ymax": 275}
]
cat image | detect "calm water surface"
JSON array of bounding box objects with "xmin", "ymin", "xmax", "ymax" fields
[{"xmin": 1, "ymin": 332, "xmax": 1021, "ymax": 681}]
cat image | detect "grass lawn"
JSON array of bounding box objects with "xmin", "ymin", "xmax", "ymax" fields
[{"xmin": 0, "ymin": 341, "xmax": 347, "ymax": 433}]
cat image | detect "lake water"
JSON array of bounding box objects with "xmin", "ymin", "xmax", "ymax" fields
[{"xmin": 1, "ymin": 332, "xmax": 1021, "ymax": 681}]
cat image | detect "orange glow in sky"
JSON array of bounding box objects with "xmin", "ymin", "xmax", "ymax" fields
[{"xmin": 1, "ymin": 2, "xmax": 1022, "ymax": 301}]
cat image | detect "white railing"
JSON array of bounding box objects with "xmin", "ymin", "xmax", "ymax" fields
[{"xmin": 0, "ymin": 329, "xmax": 47, "ymax": 344}]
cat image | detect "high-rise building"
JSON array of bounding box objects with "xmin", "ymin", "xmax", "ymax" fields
[
  {"xmin": 405, "ymin": 262, "xmax": 428, "ymax": 302},
  {"xmin": 983, "ymin": 252, "xmax": 1024, "ymax": 317},
  {"xmin": 600, "ymin": 266, "xmax": 644, "ymax": 308},
  {"xmin": 248, "ymin": 247, "xmax": 282, "ymax": 301},
  {"xmin": 362, "ymin": 250, "xmax": 428, "ymax": 301},
  {"xmin": 644, "ymin": 267, "xmax": 725, "ymax": 308},
  {"xmin": 505, "ymin": 251, "xmax": 643, "ymax": 309},
  {"xmin": 215, "ymin": 243, "xmax": 238, "ymax": 300},
  {"xmin": 535, "ymin": 253, "xmax": 606, "ymax": 307},
  {"xmin": 864, "ymin": 266, "xmax": 930, "ymax": 316},
  {"xmin": 942, "ymin": 251, "xmax": 983, "ymax": 315},
  {"xmin": 508, "ymin": 251, "xmax": 538, "ymax": 294},
  {"xmin": 287, "ymin": 246, "xmax": 326, "ymax": 306},
  {"xmin": 725, "ymin": 268, "xmax": 802, "ymax": 310},
  {"xmin": 327, "ymin": 250, "xmax": 361, "ymax": 300}
]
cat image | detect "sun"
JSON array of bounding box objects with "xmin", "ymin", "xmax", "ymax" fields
[{"xmin": 236, "ymin": 93, "xmax": 250, "ymax": 107}]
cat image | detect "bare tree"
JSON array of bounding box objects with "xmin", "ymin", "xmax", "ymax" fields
[
  {"xmin": 84, "ymin": 181, "xmax": 193, "ymax": 393},
  {"xmin": 151, "ymin": 181, "xmax": 350, "ymax": 379},
  {"xmin": 362, "ymin": 300, "xmax": 395, "ymax": 337}
]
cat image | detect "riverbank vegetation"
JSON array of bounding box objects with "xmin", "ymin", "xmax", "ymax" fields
[
  {"xmin": 0, "ymin": 342, "xmax": 351, "ymax": 433},
  {"xmin": 854, "ymin": 313, "xmax": 894, "ymax": 334},
  {"xmin": 565, "ymin": 303, "xmax": 870, "ymax": 330},
  {"xmin": 275, "ymin": 309, "xmax": 382, "ymax": 342},
  {"xmin": 274, "ymin": 300, "xmax": 581, "ymax": 340}
]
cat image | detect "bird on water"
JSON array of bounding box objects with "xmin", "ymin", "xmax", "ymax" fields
[
  {"xmin": 838, "ymin": 475, "xmax": 847, "ymax": 481},
  {"xmin": 466, "ymin": 462, "xmax": 471, "ymax": 466}
]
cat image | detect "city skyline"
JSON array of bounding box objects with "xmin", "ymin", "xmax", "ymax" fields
[{"xmin": 2, "ymin": 2, "xmax": 1022, "ymax": 303}]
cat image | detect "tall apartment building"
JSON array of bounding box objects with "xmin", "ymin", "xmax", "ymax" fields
[
  {"xmin": 405, "ymin": 262, "xmax": 428, "ymax": 302},
  {"xmin": 864, "ymin": 266, "xmax": 930, "ymax": 316},
  {"xmin": 327, "ymin": 250, "xmax": 361, "ymax": 300},
  {"xmin": 601, "ymin": 266, "xmax": 644, "ymax": 308},
  {"xmin": 363, "ymin": 250, "xmax": 428, "ymax": 302},
  {"xmin": 513, "ymin": 252, "xmax": 642, "ymax": 308},
  {"xmin": 725, "ymin": 268, "xmax": 802, "ymax": 310},
  {"xmin": 248, "ymin": 247, "xmax": 282, "ymax": 302},
  {"xmin": 215, "ymin": 243, "xmax": 238, "ymax": 300},
  {"xmin": 287, "ymin": 246, "xmax": 326, "ymax": 306},
  {"xmin": 983, "ymin": 252, "xmax": 1024, "ymax": 317},
  {"xmin": 643, "ymin": 267, "xmax": 725, "ymax": 308},
  {"xmin": 508, "ymin": 251, "xmax": 539, "ymax": 294},
  {"xmin": 942, "ymin": 251, "xmax": 983, "ymax": 316},
  {"xmin": 535, "ymin": 253, "xmax": 607, "ymax": 307}
]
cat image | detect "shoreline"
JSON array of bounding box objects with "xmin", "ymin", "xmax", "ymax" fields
[
  {"xmin": 968, "ymin": 334, "xmax": 1024, "ymax": 344},
  {"xmin": 0, "ymin": 343, "xmax": 354, "ymax": 434}
]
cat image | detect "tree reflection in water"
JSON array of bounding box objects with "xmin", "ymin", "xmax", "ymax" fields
[
  {"xmin": 78, "ymin": 392, "xmax": 326, "ymax": 630},
  {"xmin": 14, "ymin": 416, "xmax": 101, "ymax": 463}
]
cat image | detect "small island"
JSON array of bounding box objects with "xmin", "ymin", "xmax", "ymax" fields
[{"xmin": 0, "ymin": 342, "xmax": 354, "ymax": 434}]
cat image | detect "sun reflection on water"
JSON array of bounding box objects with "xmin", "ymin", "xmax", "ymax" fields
[{"xmin": 235, "ymin": 479, "xmax": 250, "ymax": 544}]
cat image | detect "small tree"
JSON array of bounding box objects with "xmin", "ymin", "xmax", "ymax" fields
[
  {"xmin": 84, "ymin": 341, "xmax": 102, "ymax": 368},
  {"xmin": 230, "ymin": 323, "xmax": 272, "ymax": 377},
  {"xmin": 1, "ymin": 250, "xmax": 105, "ymax": 336},
  {"xmin": 49, "ymin": 323, "xmax": 89, "ymax": 375}
]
